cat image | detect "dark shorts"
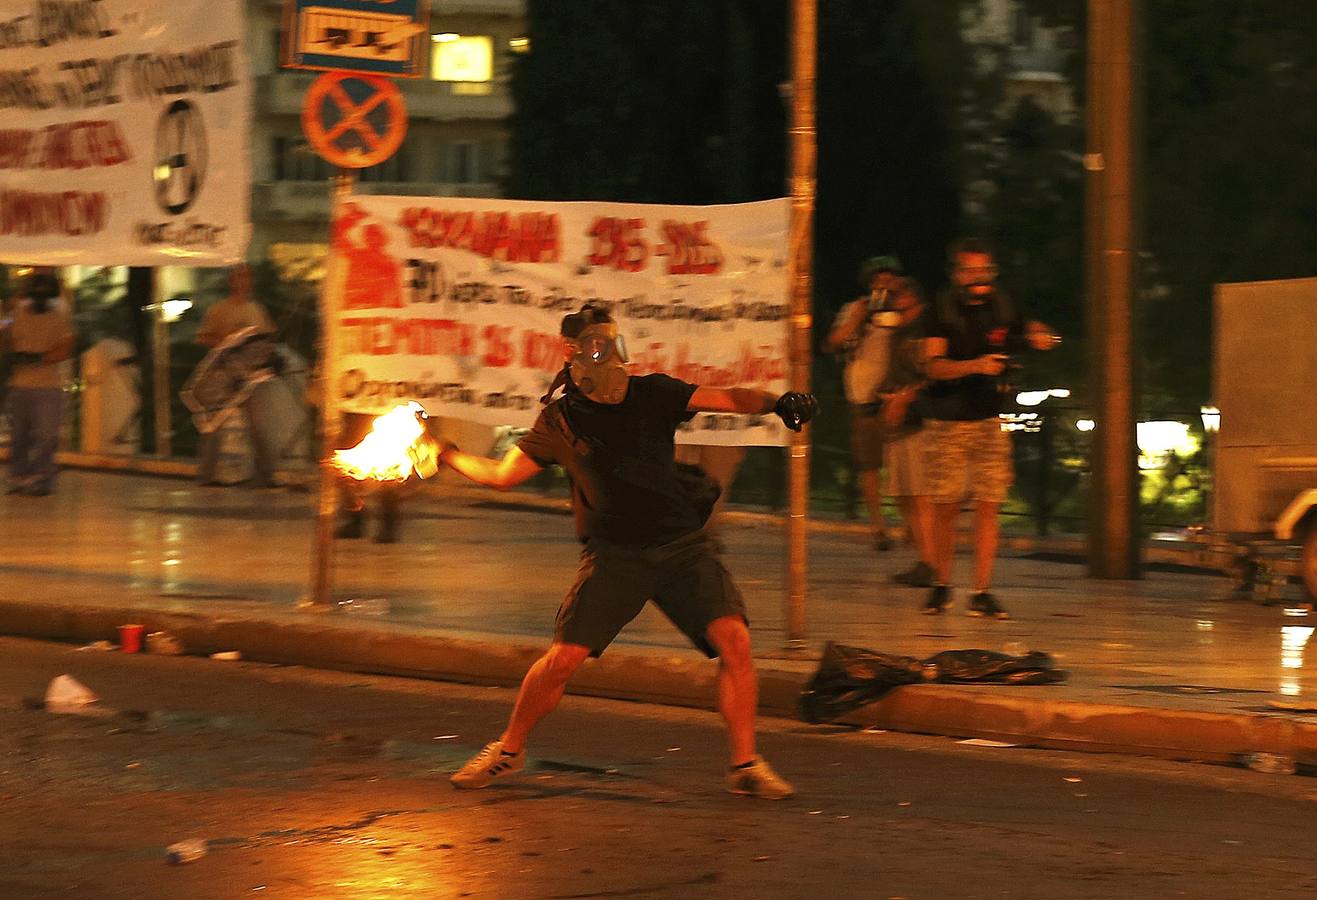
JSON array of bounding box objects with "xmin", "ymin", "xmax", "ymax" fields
[{"xmin": 556, "ymin": 530, "xmax": 748, "ymax": 658}]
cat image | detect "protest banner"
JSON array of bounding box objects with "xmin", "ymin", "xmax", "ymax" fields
[
  {"xmin": 0, "ymin": 0, "xmax": 250, "ymax": 265},
  {"xmin": 329, "ymin": 195, "xmax": 791, "ymax": 446}
]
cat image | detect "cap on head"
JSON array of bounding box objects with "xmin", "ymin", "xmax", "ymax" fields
[
  {"xmin": 560, "ymin": 302, "xmax": 614, "ymax": 338},
  {"xmin": 858, "ymin": 255, "xmax": 903, "ymax": 288}
]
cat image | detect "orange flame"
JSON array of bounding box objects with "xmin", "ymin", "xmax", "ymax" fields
[{"xmin": 332, "ymin": 402, "xmax": 439, "ymax": 483}]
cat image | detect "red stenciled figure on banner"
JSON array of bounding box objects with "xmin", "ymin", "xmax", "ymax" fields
[{"xmin": 334, "ymin": 202, "xmax": 403, "ymax": 309}]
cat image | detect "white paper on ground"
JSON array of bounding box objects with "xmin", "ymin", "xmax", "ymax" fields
[{"xmin": 44, "ymin": 674, "xmax": 98, "ymax": 712}]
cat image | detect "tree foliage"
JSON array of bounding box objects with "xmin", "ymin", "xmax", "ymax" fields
[
  {"xmin": 1029, "ymin": 0, "xmax": 1317, "ymax": 408},
  {"xmin": 506, "ymin": 0, "xmax": 787, "ymax": 204}
]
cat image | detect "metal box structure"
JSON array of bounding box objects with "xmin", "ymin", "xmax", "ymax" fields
[{"xmin": 1212, "ymin": 277, "xmax": 1317, "ymax": 535}]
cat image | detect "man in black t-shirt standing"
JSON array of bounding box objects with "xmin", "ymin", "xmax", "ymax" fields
[
  {"xmin": 439, "ymin": 304, "xmax": 817, "ymax": 799},
  {"xmin": 921, "ymin": 239, "xmax": 1058, "ymax": 619}
]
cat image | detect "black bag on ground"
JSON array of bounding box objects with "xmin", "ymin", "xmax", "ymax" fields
[
  {"xmin": 798, "ymin": 643, "xmax": 926, "ymax": 724},
  {"xmin": 922, "ymin": 649, "xmax": 1067, "ymax": 685},
  {"xmin": 799, "ymin": 642, "xmax": 1067, "ymax": 724}
]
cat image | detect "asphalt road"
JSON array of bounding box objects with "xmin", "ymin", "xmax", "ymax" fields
[{"xmin": 1, "ymin": 636, "xmax": 1315, "ymax": 899}]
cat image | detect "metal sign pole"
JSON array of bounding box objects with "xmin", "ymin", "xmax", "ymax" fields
[
  {"xmin": 785, "ymin": 0, "xmax": 817, "ymax": 649},
  {"xmin": 308, "ymin": 169, "xmax": 355, "ymax": 608}
]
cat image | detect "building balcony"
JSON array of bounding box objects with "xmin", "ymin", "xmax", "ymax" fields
[
  {"xmin": 259, "ymin": 0, "xmax": 524, "ymax": 15},
  {"xmin": 255, "ymin": 73, "xmax": 513, "ymax": 121},
  {"xmin": 253, "ymin": 180, "xmax": 502, "ymax": 222},
  {"xmin": 434, "ymin": 0, "xmax": 525, "ymax": 15}
]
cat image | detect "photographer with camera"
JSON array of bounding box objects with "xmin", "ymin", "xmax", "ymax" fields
[
  {"xmin": 828, "ymin": 255, "xmax": 906, "ymax": 552},
  {"xmin": 920, "ymin": 239, "xmax": 1058, "ymax": 619},
  {"xmin": 3, "ymin": 269, "xmax": 74, "ymax": 497}
]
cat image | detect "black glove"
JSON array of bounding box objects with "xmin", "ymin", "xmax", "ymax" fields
[{"xmin": 773, "ymin": 392, "xmax": 819, "ymax": 432}]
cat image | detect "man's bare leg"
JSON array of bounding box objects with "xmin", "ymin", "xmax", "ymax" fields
[
  {"xmin": 707, "ymin": 615, "xmax": 794, "ymax": 799},
  {"xmin": 911, "ymin": 494, "xmax": 935, "ymax": 564},
  {"xmin": 705, "ymin": 615, "xmax": 757, "ymax": 766},
  {"xmin": 859, "ymin": 468, "xmax": 888, "ymax": 547},
  {"xmin": 499, "ymin": 642, "xmax": 592, "ymax": 753},
  {"xmin": 971, "ymin": 501, "xmax": 1001, "ymax": 593},
  {"xmin": 933, "ymin": 500, "xmax": 959, "ymax": 584}
]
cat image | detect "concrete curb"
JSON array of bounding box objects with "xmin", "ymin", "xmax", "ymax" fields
[{"xmin": 3, "ymin": 599, "xmax": 1313, "ymax": 769}]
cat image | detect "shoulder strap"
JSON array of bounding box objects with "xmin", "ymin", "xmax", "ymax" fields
[{"xmin": 544, "ymin": 401, "xmax": 595, "ymax": 459}]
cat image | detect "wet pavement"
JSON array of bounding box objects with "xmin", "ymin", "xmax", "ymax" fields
[
  {"xmin": 2, "ymin": 636, "xmax": 1314, "ymax": 899},
  {"xmin": 0, "ymin": 469, "xmax": 1314, "ymax": 719}
]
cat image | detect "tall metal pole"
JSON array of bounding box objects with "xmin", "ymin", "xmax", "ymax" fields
[
  {"xmin": 307, "ymin": 170, "xmax": 354, "ymax": 608},
  {"xmin": 1085, "ymin": 0, "xmax": 1142, "ymax": 579},
  {"xmin": 785, "ymin": 0, "xmax": 817, "ymax": 647}
]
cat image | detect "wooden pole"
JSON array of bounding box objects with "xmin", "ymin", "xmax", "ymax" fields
[
  {"xmin": 785, "ymin": 0, "xmax": 817, "ymax": 647},
  {"xmin": 1085, "ymin": 0, "xmax": 1142, "ymax": 578},
  {"xmin": 307, "ymin": 169, "xmax": 354, "ymax": 608}
]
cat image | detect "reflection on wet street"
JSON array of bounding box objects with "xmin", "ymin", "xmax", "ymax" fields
[{"xmin": 0, "ymin": 470, "xmax": 1311, "ymax": 710}]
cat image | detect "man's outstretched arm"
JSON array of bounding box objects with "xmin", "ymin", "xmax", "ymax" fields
[
  {"xmin": 440, "ymin": 444, "xmax": 543, "ymax": 491},
  {"xmin": 689, "ymin": 387, "xmax": 819, "ymax": 432},
  {"xmin": 688, "ymin": 387, "xmax": 776, "ymax": 415}
]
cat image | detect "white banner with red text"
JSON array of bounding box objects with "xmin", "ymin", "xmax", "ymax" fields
[
  {"xmin": 0, "ymin": 0, "xmax": 250, "ymax": 265},
  {"xmin": 330, "ymin": 195, "xmax": 791, "ymax": 446}
]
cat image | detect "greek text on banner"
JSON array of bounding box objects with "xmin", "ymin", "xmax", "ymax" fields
[
  {"xmin": 0, "ymin": 0, "xmax": 250, "ymax": 265},
  {"xmin": 331, "ymin": 195, "xmax": 791, "ymax": 447}
]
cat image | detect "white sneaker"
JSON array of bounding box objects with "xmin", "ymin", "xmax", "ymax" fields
[
  {"xmin": 450, "ymin": 740, "xmax": 526, "ymax": 790},
  {"xmin": 726, "ymin": 757, "xmax": 795, "ymax": 800}
]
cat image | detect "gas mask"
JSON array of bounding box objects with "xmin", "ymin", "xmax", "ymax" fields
[{"xmin": 568, "ymin": 322, "xmax": 630, "ymax": 404}]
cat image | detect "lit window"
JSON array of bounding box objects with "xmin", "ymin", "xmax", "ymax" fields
[
  {"xmin": 509, "ymin": 36, "xmax": 530, "ymax": 54},
  {"xmin": 431, "ymin": 35, "xmax": 493, "ymax": 82}
]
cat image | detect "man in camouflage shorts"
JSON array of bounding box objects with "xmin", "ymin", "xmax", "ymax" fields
[{"xmin": 920, "ymin": 240, "xmax": 1058, "ymax": 619}]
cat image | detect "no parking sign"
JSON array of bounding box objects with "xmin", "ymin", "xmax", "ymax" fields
[{"xmin": 301, "ymin": 71, "xmax": 408, "ymax": 169}]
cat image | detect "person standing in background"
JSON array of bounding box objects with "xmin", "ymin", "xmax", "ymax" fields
[
  {"xmin": 920, "ymin": 239, "xmax": 1059, "ymax": 619},
  {"xmin": 2, "ymin": 269, "xmax": 74, "ymax": 497},
  {"xmin": 194, "ymin": 265, "xmax": 278, "ymax": 488},
  {"xmin": 828, "ymin": 255, "xmax": 904, "ymax": 551},
  {"xmin": 879, "ymin": 278, "xmax": 936, "ymax": 588}
]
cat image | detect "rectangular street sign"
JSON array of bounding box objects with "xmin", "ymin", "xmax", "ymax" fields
[{"xmin": 282, "ymin": 0, "xmax": 430, "ymax": 77}]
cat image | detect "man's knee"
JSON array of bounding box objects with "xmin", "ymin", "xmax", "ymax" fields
[
  {"xmin": 540, "ymin": 642, "xmax": 591, "ymax": 683},
  {"xmin": 707, "ymin": 616, "xmax": 753, "ymax": 667}
]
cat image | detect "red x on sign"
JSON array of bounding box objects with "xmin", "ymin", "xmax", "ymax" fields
[{"xmin": 302, "ymin": 71, "xmax": 408, "ymax": 169}]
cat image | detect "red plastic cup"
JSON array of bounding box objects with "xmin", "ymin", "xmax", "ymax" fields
[{"xmin": 119, "ymin": 624, "xmax": 145, "ymax": 653}]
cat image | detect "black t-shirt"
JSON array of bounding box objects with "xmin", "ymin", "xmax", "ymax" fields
[
  {"xmin": 517, "ymin": 373, "xmax": 704, "ymax": 546},
  {"xmin": 922, "ymin": 289, "xmax": 1024, "ymax": 421}
]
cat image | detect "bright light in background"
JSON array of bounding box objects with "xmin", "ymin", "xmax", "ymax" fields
[
  {"xmin": 1015, "ymin": 388, "xmax": 1072, "ymax": 407},
  {"xmin": 1076, "ymin": 419, "xmax": 1096, "ymax": 432},
  {"xmin": 509, "ymin": 36, "xmax": 530, "ymax": 52},
  {"xmin": 432, "ymin": 32, "xmax": 459, "ymax": 42},
  {"xmin": 999, "ymin": 412, "xmax": 1040, "ymax": 433},
  {"xmin": 1137, "ymin": 420, "xmax": 1199, "ymax": 468},
  {"xmin": 432, "ymin": 35, "xmax": 493, "ymax": 82},
  {"xmin": 1200, "ymin": 405, "xmax": 1220, "ymax": 433},
  {"xmin": 159, "ymin": 298, "xmax": 192, "ymax": 322}
]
